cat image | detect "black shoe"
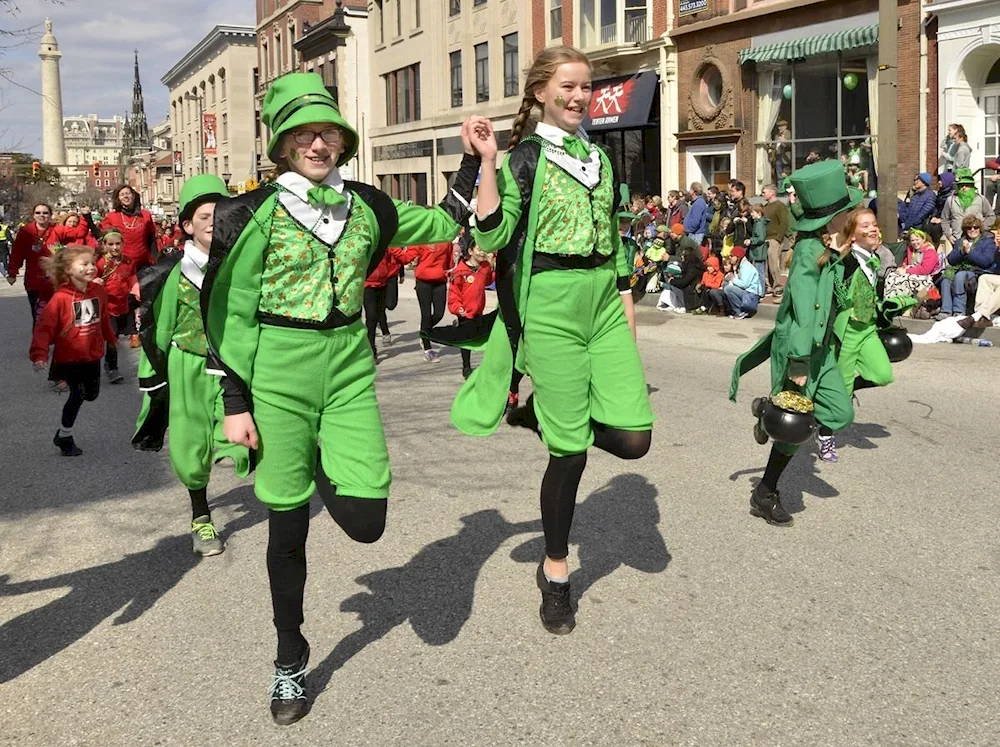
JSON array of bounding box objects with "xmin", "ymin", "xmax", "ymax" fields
[
  {"xmin": 535, "ymin": 561, "xmax": 575, "ymax": 635},
  {"xmin": 53, "ymin": 431, "xmax": 82, "ymax": 457},
  {"xmin": 506, "ymin": 398, "xmax": 540, "ymax": 434},
  {"xmin": 749, "ymin": 484, "xmax": 793, "ymax": 527},
  {"xmin": 462, "ymin": 366, "xmax": 473, "ymax": 379},
  {"xmin": 269, "ymin": 645, "xmax": 310, "ymax": 726}
]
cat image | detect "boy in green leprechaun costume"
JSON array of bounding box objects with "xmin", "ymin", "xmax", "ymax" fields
[
  {"xmin": 199, "ymin": 72, "xmax": 481, "ymax": 726},
  {"xmin": 730, "ymin": 161, "xmax": 912, "ymax": 527},
  {"xmin": 132, "ymin": 174, "xmax": 250, "ymax": 556}
]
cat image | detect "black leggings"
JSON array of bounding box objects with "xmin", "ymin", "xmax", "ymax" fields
[
  {"xmin": 104, "ymin": 313, "xmax": 129, "ymax": 371},
  {"xmin": 416, "ymin": 280, "xmax": 447, "ymax": 350},
  {"xmin": 267, "ymin": 486, "xmax": 387, "ymax": 643},
  {"xmin": 363, "ymin": 286, "xmax": 390, "ymax": 353},
  {"xmin": 541, "ymin": 423, "xmax": 651, "ymax": 560},
  {"xmin": 61, "ymin": 364, "xmax": 101, "ymax": 428}
]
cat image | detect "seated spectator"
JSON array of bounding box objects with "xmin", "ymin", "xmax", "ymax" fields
[
  {"xmin": 693, "ymin": 246, "xmax": 724, "ymax": 315},
  {"xmin": 941, "ymin": 169, "xmax": 996, "ymax": 245},
  {"xmin": 883, "ymin": 229, "xmax": 940, "ymax": 301},
  {"xmin": 656, "ymin": 238, "xmax": 704, "ymax": 313},
  {"xmin": 722, "ymin": 247, "xmax": 762, "ymax": 319},
  {"xmin": 898, "ymin": 173, "xmax": 936, "ymax": 233},
  {"xmin": 707, "ymin": 255, "xmax": 737, "ymax": 314},
  {"xmin": 937, "ymin": 215, "xmax": 998, "ymax": 319},
  {"xmin": 665, "ymin": 223, "xmax": 698, "ymax": 263}
]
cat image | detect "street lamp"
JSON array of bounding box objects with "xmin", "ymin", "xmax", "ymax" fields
[
  {"xmin": 183, "ymin": 91, "xmax": 205, "ymax": 174},
  {"xmin": 222, "ymin": 172, "xmax": 232, "ymax": 187}
]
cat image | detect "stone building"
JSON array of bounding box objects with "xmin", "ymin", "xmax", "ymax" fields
[
  {"xmin": 368, "ymin": 0, "xmax": 532, "ymax": 203},
  {"xmin": 162, "ymin": 24, "xmax": 258, "ymax": 206}
]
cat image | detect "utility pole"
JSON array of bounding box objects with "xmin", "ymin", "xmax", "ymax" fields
[{"xmin": 876, "ymin": 0, "xmax": 899, "ymax": 243}]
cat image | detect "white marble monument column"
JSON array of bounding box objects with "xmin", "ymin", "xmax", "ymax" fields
[{"xmin": 38, "ymin": 18, "xmax": 67, "ymax": 166}]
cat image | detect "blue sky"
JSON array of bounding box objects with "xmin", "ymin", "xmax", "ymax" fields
[{"xmin": 0, "ymin": 0, "xmax": 254, "ymax": 156}]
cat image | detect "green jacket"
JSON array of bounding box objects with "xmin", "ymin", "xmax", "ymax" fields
[
  {"xmin": 130, "ymin": 253, "xmax": 250, "ymax": 476},
  {"xmin": 748, "ymin": 218, "xmax": 768, "ymax": 262},
  {"xmin": 203, "ymin": 174, "xmax": 475, "ymax": 414},
  {"xmin": 730, "ymin": 235, "xmax": 842, "ymax": 401}
]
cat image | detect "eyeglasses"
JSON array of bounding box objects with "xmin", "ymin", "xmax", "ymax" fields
[
  {"xmin": 968, "ymin": 227, "xmax": 982, "ymax": 233},
  {"xmin": 34, "ymin": 210, "xmax": 50, "ymax": 216},
  {"xmin": 290, "ymin": 128, "xmax": 342, "ymax": 146}
]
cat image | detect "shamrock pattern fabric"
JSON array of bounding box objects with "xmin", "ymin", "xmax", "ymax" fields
[
  {"xmin": 259, "ymin": 202, "xmax": 374, "ymax": 321},
  {"xmin": 534, "ymin": 161, "xmax": 616, "ymax": 258},
  {"xmin": 172, "ymin": 275, "xmax": 209, "ymax": 356}
]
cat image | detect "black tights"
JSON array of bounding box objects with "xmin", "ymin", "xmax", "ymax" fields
[
  {"xmin": 61, "ymin": 373, "xmax": 100, "ymax": 429},
  {"xmin": 363, "ymin": 286, "xmax": 390, "ymax": 353},
  {"xmin": 104, "ymin": 313, "xmax": 128, "ymax": 371},
  {"xmin": 416, "ymin": 280, "xmax": 447, "ymax": 350},
  {"xmin": 267, "ymin": 473, "xmax": 387, "ymax": 663},
  {"xmin": 541, "ymin": 424, "xmax": 651, "ymax": 560}
]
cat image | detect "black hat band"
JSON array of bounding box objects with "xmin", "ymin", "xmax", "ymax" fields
[
  {"xmin": 271, "ymin": 94, "xmax": 339, "ymax": 133},
  {"xmin": 801, "ymin": 193, "xmax": 852, "ymax": 220}
]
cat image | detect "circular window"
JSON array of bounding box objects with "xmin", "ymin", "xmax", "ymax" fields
[{"xmin": 700, "ymin": 65, "xmax": 723, "ymax": 109}]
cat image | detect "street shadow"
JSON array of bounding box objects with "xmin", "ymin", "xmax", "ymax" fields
[
  {"xmin": 838, "ymin": 421, "xmax": 892, "ymax": 450},
  {"xmin": 730, "ymin": 454, "xmax": 840, "ymax": 516},
  {"xmin": 509, "ymin": 473, "xmax": 670, "ymax": 603},
  {"xmin": 0, "ymin": 486, "xmax": 265, "ymax": 683},
  {"xmin": 308, "ymin": 509, "xmax": 540, "ymax": 701}
]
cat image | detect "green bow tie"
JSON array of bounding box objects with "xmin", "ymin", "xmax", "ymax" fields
[
  {"xmin": 562, "ymin": 135, "xmax": 591, "ymax": 160},
  {"xmin": 306, "ymin": 184, "xmax": 346, "ymax": 209}
]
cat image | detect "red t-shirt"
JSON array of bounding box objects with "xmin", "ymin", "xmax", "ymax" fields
[
  {"xmin": 7, "ymin": 220, "xmax": 91, "ymax": 295},
  {"xmin": 96, "ymin": 256, "xmax": 137, "ymax": 316},
  {"xmin": 412, "ymin": 243, "xmax": 456, "ymax": 284},
  {"xmin": 448, "ymin": 260, "xmax": 494, "ymax": 318}
]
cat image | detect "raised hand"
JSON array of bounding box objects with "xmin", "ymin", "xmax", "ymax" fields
[{"xmin": 464, "ymin": 116, "xmax": 498, "ymax": 162}]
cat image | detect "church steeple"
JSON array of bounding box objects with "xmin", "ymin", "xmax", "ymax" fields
[{"xmin": 123, "ymin": 49, "xmax": 151, "ymax": 158}]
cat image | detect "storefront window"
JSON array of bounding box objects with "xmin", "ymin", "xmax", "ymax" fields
[{"xmin": 755, "ymin": 55, "xmax": 874, "ymax": 192}]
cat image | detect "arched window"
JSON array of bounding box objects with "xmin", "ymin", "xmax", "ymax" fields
[
  {"xmin": 208, "ymin": 75, "xmax": 216, "ymax": 106},
  {"xmin": 219, "ymin": 69, "xmax": 227, "ymax": 100},
  {"xmin": 987, "ymin": 58, "xmax": 1000, "ymax": 86}
]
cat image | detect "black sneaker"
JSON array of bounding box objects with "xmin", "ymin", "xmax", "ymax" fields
[
  {"xmin": 535, "ymin": 561, "xmax": 575, "ymax": 635},
  {"xmin": 506, "ymin": 398, "xmax": 540, "ymax": 434},
  {"xmin": 53, "ymin": 431, "xmax": 82, "ymax": 457},
  {"xmin": 462, "ymin": 366, "xmax": 473, "ymax": 379},
  {"xmin": 749, "ymin": 484, "xmax": 793, "ymax": 527},
  {"xmin": 269, "ymin": 645, "xmax": 310, "ymax": 726}
]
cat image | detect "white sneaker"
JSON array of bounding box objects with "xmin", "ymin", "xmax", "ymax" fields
[
  {"xmin": 381, "ymin": 333, "xmax": 392, "ymax": 347},
  {"xmin": 423, "ymin": 349, "xmax": 440, "ymax": 363}
]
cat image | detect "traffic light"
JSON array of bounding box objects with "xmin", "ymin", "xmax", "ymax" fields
[
  {"xmin": 31, "ymin": 161, "xmax": 40, "ymax": 178},
  {"xmin": 92, "ymin": 162, "xmax": 101, "ymax": 178}
]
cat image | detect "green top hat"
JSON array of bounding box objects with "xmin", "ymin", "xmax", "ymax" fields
[
  {"xmin": 178, "ymin": 174, "xmax": 229, "ymax": 223},
  {"xmin": 262, "ymin": 72, "xmax": 358, "ymax": 167},
  {"xmin": 788, "ymin": 160, "xmax": 864, "ymax": 233},
  {"xmin": 954, "ymin": 167, "xmax": 976, "ymax": 186}
]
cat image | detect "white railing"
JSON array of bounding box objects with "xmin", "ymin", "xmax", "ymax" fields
[
  {"xmin": 600, "ymin": 22, "xmax": 617, "ymax": 44},
  {"xmin": 625, "ymin": 13, "xmax": 649, "ymax": 43}
]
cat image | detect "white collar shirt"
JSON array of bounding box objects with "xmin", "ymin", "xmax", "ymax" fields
[
  {"xmin": 533, "ymin": 122, "xmax": 602, "ymax": 190},
  {"xmin": 275, "ymin": 169, "xmax": 352, "ymax": 246}
]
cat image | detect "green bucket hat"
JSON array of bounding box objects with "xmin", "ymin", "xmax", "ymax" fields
[
  {"xmin": 617, "ymin": 210, "xmax": 637, "ymax": 220},
  {"xmin": 262, "ymin": 72, "xmax": 358, "ymax": 167},
  {"xmin": 788, "ymin": 160, "xmax": 864, "ymax": 233},
  {"xmin": 955, "ymin": 167, "xmax": 976, "ymax": 186},
  {"xmin": 178, "ymin": 174, "xmax": 229, "ymax": 224}
]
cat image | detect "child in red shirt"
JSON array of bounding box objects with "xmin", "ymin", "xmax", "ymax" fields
[
  {"xmin": 448, "ymin": 242, "xmax": 494, "ymax": 378},
  {"xmin": 94, "ymin": 230, "xmax": 136, "ymax": 383},
  {"xmin": 30, "ymin": 245, "xmax": 117, "ymax": 456}
]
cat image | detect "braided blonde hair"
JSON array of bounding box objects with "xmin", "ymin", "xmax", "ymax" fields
[{"xmin": 508, "ymin": 45, "xmax": 592, "ymax": 150}]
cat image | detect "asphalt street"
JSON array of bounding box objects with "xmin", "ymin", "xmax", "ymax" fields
[{"xmin": 1, "ymin": 277, "xmax": 998, "ymax": 747}]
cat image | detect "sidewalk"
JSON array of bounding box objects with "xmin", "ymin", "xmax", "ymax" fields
[{"xmin": 635, "ymin": 290, "xmax": 1000, "ymax": 344}]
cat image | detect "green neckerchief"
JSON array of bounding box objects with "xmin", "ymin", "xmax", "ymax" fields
[{"xmin": 956, "ymin": 186, "xmax": 978, "ymax": 210}]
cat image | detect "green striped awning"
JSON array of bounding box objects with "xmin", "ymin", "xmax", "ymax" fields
[{"xmin": 739, "ymin": 23, "xmax": 879, "ymax": 65}]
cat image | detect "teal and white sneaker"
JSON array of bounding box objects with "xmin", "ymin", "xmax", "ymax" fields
[
  {"xmin": 269, "ymin": 646, "xmax": 310, "ymax": 726},
  {"xmin": 191, "ymin": 516, "xmax": 225, "ymax": 556}
]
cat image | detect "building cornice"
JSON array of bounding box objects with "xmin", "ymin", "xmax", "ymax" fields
[
  {"xmin": 161, "ymin": 24, "xmax": 256, "ymax": 88},
  {"xmin": 256, "ymin": 0, "xmax": 324, "ymax": 31},
  {"xmin": 669, "ymin": 0, "xmax": 829, "ymax": 37},
  {"xmin": 927, "ymin": 0, "xmax": 1000, "ymax": 15}
]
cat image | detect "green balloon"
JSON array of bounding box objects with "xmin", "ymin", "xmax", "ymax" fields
[
  {"xmin": 782, "ymin": 84, "xmax": 793, "ymax": 100},
  {"xmin": 843, "ymin": 73, "xmax": 859, "ymax": 91}
]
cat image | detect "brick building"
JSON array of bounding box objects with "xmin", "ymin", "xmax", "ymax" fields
[
  {"xmin": 669, "ymin": 0, "xmax": 934, "ymax": 197},
  {"xmin": 533, "ymin": 0, "xmax": 679, "ymax": 195}
]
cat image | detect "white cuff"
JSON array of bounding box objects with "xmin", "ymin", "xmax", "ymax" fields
[{"xmin": 139, "ymin": 381, "xmax": 167, "ymax": 392}]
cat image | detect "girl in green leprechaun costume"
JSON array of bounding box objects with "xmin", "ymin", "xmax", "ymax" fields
[
  {"xmin": 436, "ymin": 46, "xmax": 654, "ymax": 635},
  {"xmin": 730, "ymin": 161, "xmax": 911, "ymax": 526},
  {"xmin": 132, "ymin": 174, "xmax": 251, "ymax": 556},
  {"xmin": 200, "ymin": 73, "xmax": 481, "ymax": 726}
]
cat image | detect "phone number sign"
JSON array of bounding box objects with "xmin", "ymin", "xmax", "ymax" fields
[{"xmin": 679, "ymin": 0, "xmax": 708, "ymax": 16}]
